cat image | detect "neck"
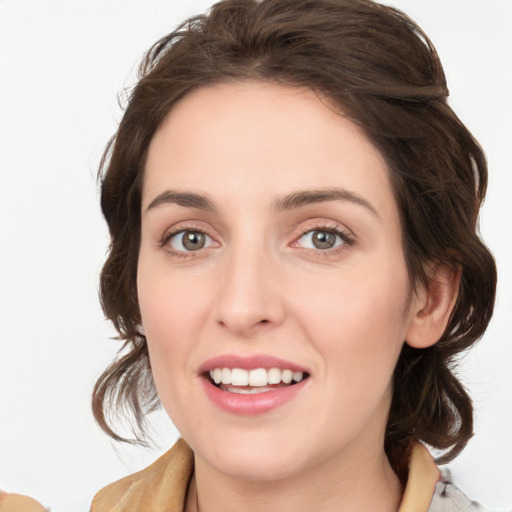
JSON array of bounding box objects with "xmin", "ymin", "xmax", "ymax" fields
[{"xmin": 186, "ymin": 443, "xmax": 402, "ymax": 512}]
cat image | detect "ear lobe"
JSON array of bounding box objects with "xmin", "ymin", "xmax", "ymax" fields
[{"xmin": 405, "ymin": 262, "xmax": 460, "ymax": 349}]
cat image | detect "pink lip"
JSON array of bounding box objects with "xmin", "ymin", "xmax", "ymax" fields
[
  {"xmin": 198, "ymin": 354, "xmax": 310, "ymax": 416},
  {"xmin": 198, "ymin": 354, "xmax": 309, "ymax": 373},
  {"xmin": 201, "ymin": 377, "xmax": 309, "ymax": 416}
]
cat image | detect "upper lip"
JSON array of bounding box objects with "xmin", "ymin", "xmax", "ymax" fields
[{"xmin": 198, "ymin": 354, "xmax": 309, "ymax": 374}]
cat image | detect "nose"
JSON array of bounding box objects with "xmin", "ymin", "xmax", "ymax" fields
[{"xmin": 214, "ymin": 243, "xmax": 286, "ymax": 337}]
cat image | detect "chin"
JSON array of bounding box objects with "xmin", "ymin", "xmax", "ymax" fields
[
  {"xmin": 190, "ymin": 427, "xmax": 310, "ymax": 481},
  {"xmin": 212, "ymin": 449, "xmax": 303, "ymax": 482}
]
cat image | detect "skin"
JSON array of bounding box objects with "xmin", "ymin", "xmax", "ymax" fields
[{"xmin": 137, "ymin": 81, "xmax": 458, "ymax": 512}]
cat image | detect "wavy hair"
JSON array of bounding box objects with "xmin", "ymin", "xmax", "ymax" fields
[{"xmin": 93, "ymin": 0, "xmax": 496, "ymax": 478}]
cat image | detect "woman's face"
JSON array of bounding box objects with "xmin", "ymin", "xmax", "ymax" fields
[{"xmin": 138, "ymin": 81, "xmax": 422, "ymax": 480}]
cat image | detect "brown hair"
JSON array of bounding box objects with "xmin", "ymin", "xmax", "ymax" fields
[{"xmin": 93, "ymin": 0, "xmax": 496, "ymax": 477}]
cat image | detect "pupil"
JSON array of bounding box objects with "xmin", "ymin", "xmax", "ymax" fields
[
  {"xmin": 313, "ymin": 230, "xmax": 335, "ymax": 249},
  {"xmin": 183, "ymin": 231, "xmax": 205, "ymax": 251}
]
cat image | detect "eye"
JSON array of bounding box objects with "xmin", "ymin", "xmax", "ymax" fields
[
  {"xmin": 295, "ymin": 228, "xmax": 348, "ymax": 250},
  {"xmin": 168, "ymin": 230, "xmax": 214, "ymax": 252}
]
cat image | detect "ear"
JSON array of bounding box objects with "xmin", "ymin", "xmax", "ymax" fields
[{"xmin": 405, "ymin": 262, "xmax": 460, "ymax": 349}]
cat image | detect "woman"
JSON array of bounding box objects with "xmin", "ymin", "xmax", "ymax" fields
[
  {"xmin": 90, "ymin": 0, "xmax": 496, "ymax": 510},
  {"xmin": 1, "ymin": 0, "xmax": 496, "ymax": 510}
]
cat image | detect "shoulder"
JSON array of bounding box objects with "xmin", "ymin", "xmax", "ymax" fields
[
  {"xmin": 401, "ymin": 444, "xmax": 489, "ymax": 512},
  {"xmin": 429, "ymin": 471, "xmax": 488, "ymax": 512},
  {"xmin": 0, "ymin": 491, "xmax": 47, "ymax": 512},
  {"xmin": 91, "ymin": 438, "xmax": 194, "ymax": 512}
]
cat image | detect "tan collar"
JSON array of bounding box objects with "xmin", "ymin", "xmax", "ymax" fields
[
  {"xmin": 0, "ymin": 492, "xmax": 48, "ymax": 512},
  {"xmin": 399, "ymin": 444, "xmax": 440, "ymax": 511},
  {"xmin": 91, "ymin": 438, "xmax": 194, "ymax": 512},
  {"xmin": 92, "ymin": 440, "xmax": 440, "ymax": 512}
]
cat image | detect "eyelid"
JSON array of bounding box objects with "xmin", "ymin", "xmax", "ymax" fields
[
  {"xmin": 170, "ymin": 230, "xmax": 215, "ymax": 251},
  {"xmin": 159, "ymin": 221, "xmax": 220, "ymax": 254},
  {"xmin": 290, "ymin": 220, "xmax": 355, "ymax": 251},
  {"xmin": 157, "ymin": 219, "xmax": 354, "ymax": 256}
]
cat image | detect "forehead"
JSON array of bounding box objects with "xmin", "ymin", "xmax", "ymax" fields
[{"xmin": 143, "ymin": 81, "xmax": 396, "ymax": 220}]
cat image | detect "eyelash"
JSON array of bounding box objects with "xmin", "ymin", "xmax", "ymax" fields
[
  {"xmin": 292, "ymin": 223, "xmax": 354, "ymax": 256},
  {"xmin": 159, "ymin": 222, "xmax": 354, "ymax": 258},
  {"xmin": 160, "ymin": 226, "xmax": 214, "ymax": 258}
]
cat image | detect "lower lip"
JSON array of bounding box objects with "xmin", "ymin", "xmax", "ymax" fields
[{"xmin": 201, "ymin": 378, "xmax": 308, "ymax": 415}]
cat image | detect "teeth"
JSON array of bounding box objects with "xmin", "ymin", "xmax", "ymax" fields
[
  {"xmin": 249, "ymin": 368, "xmax": 267, "ymax": 386},
  {"xmin": 293, "ymin": 371, "xmax": 303, "ymax": 382},
  {"xmin": 282, "ymin": 369, "xmax": 293, "ymax": 384},
  {"xmin": 231, "ymin": 368, "xmax": 249, "ymax": 386},
  {"xmin": 225, "ymin": 385, "xmax": 273, "ymax": 394},
  {"xmin": 208, "ymin": 367, "xmax": 305, "ymax": 387},
  {"xmin": 268, "ymin": 367, "xmax": 281, "ymax": 385},
  {"xmin": 221, "ymin": 368, "xmax": 231, "ymax": 385}
]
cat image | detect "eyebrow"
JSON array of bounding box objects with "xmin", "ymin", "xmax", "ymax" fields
[
  {"xmin": 275, "ymin": 188, "xmax": 379, "ymax": 218},
  {"xmin": 146, "ymin": 191, "xmax": 215, "ymax": 212},
  {"xmin": 145, "ymin": 187, "xmax": 379, "ymax": 218}
]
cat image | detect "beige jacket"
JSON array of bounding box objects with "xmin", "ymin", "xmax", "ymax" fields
[
  {"xmin": 90, "ymin": 440, "xmax": 472, "ymax": 512},
  {"xmin": 0, "ymin": 441, "xmax": 484, "ymax": 511},
  {"xmin": 0, "ymin": 491, "xmax": 47, "ymax": 512}
]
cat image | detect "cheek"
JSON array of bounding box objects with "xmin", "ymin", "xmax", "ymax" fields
[
  {"xmin": 137, "ymin": 249, "xmax": 210, "ymax": 342},
  {"xmin": 137, "ymin": 276, "xmax": 202, "ymax": 434},
  {"xmin": 136, "ymin": 256, "xmax": 208, "ymax": 398},
  {"xmin": 292, "ymin": 263, "xmax": 411, "ymax": 382}
]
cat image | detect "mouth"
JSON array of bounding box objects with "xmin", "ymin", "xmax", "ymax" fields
[
  {"xmin": 205, "ymin": 367, "xmax": 310, "ymax": 394},
  {"xmin": 199, "ymin": 355, "xmax": 310, "ymax": 414}
]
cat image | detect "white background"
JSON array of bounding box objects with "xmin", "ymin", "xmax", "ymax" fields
[{"xmin": 0, "ymin": 1, "xmax": 510, "ymax": 510}]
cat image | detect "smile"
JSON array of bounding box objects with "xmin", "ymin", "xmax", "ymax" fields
[
  {"xmin": 208, "ymin": 367, "xmax": 306, "ymax": 393},
  {"xmin": 200, "ymin": 355, "xmax": 310, "ymax": 414}
]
